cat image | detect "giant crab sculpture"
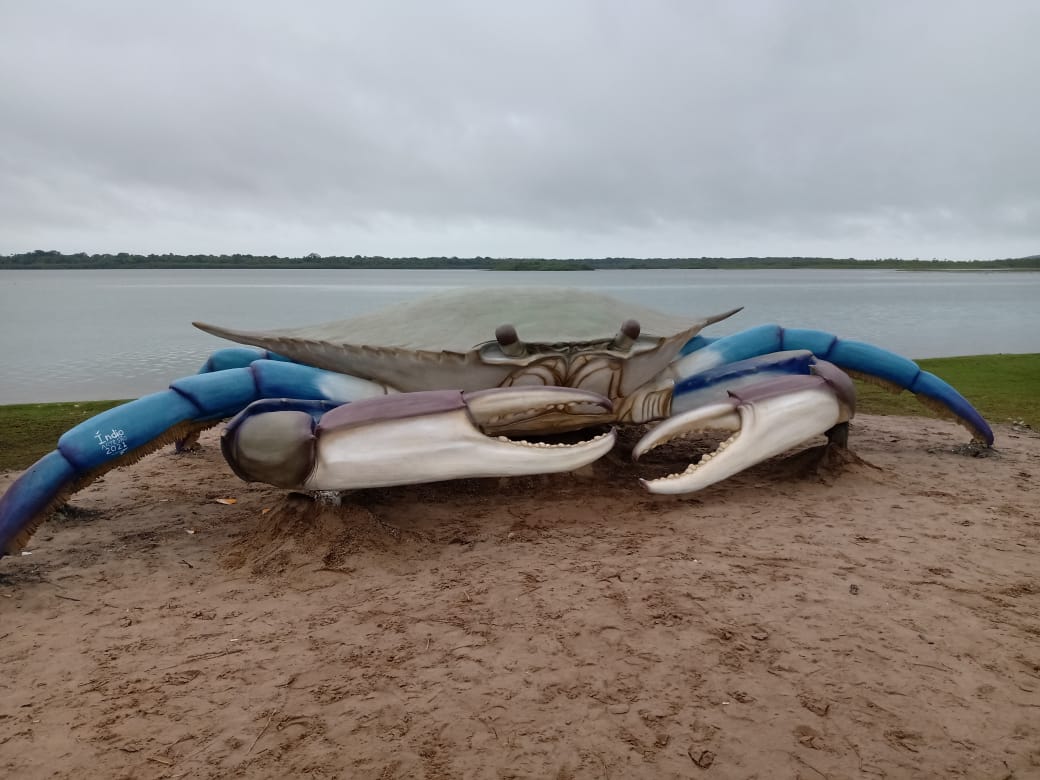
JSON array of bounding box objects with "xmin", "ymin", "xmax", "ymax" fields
[{"xmin": 0, "ymin": 288, "xmax": 992, "ymax": 556}]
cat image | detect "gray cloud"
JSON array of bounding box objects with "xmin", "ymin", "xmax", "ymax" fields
[{"xmin": 2, "ymin": 0, "xmax": 1038, "ymax": 258}]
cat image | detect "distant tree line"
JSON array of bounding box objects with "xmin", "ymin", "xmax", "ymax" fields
[{"xmin": 1, "ymin": 249, "xmax": 1038, "ymax": 271}]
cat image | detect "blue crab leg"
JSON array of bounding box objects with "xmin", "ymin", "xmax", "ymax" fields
[
  {"xmin": 222, "ymin": 387, "xmax": 617, "ymax": 490},
  {"xmin": 635, "ymin": 364, "xmax": 856, "ymax": 494},
  {"xmin": 196, "ymin": 346, "xmax": 293, "ymax": 373},
  {"xmin": 671, "ymin": 350, "xmax": 822, "ymax": 414},
  {"xmin": 0, "ymin": 360, "xmax": 392, "ymax": 556},
  {"xmin": 676, "ymin": 326, "xmax": 993, "ymax": 445}
]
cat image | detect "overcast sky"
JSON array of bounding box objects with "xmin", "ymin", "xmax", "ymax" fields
[{"xmin": 2, "ymin": 1, "xmax": 1038, "ymax": 259}]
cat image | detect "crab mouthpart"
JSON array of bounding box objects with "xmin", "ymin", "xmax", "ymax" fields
[{"xmin": 633, "ymin": 375, "xmax": 850, "ymax": 495}]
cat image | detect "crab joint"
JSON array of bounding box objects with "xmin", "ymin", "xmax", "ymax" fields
[{"xmin": 495, "ymin": 324, "xmax": 527, "ymax": 357}]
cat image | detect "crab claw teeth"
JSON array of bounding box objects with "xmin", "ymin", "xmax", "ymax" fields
[
  {"xmin": 635, "ymin": 374, "xmax": 853, "ymax": 495},
  {"xmin": 632, "ymin": 403, "xmax": 741, "ymax": 463},
  {"xmin": 464, "ymin": 386, "xmax": 613, "ymax": 435}
]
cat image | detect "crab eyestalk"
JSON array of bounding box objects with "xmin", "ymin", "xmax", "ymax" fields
[
  {"xmin": 634, "ymin": 364, "xmax": 856, "ymax": 495},
  {"xmin": 222, "ymin": 386, "xmax": 617, "ymax": 491},
  {"xmin": 611, "ymin": 319, "xmax": 641, "ymax": 351},
  {"xmin": 495, "ymin": 324, "xmax": 526, "ymax": 357}
]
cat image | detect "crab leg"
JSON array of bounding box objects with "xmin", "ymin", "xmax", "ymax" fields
[
  {"xmin": 671, "ymin": 350, "xmax": 823, "ymax": 414},
  {"xmin": 0, "ymin": 360, "xmax": 392, "ymax": 555},
  {"xmin": 222, "ymin": 387, "xmax": 616, "ymax": 490},
  {"xmin": 676, "ymin": 326, "xmax": 993, "ymax": 445},
  {"xmin": 196, "ymin": 346, "xmax": 293, "ymax": 373},
  {"xmin": 635, "ymin": 366, "xmax": 856, "ymax": 495}
]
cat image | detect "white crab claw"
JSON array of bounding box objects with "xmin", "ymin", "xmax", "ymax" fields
[
  {"xmin": 308, "ymin": 387, "xmax": 615, "ymax": 488},
  {"xmin": 634, "ymin": 373, "xmax": 854, "ymax": 495},
  {"xmin": 224, "ymin": 387, "xmax": 616, "ymax": 491}
]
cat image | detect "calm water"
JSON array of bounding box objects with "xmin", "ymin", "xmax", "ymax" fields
[{"xmin": 1, "ymin": 268, "xmax": 1037, "ymax": 403}]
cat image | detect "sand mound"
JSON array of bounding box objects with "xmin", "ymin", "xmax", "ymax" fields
[{"xmin": 222, "ymin": 493, "xmax": 396, "ymax": 577}]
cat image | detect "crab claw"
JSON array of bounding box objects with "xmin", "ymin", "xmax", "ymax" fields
[
  {"xmin": 634, "ymin": 364, "xmax": 856, "ymax": 495},
  {"xmin": 222, "ymin": 386, "xmax": 616, "ymax": 490}
]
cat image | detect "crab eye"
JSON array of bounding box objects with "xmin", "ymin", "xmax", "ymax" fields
[
  {"xmin": 612, "ymin": 319, "xmax": 641, "ymax": 351},
  {"xmin": 495, "ymin": 323, "xmax": 527, "ymax": 357}
]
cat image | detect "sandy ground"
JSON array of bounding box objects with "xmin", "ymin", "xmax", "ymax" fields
[{"xmin": 1, "ymin": 414, "xmax": 1038, "ymax": 779}]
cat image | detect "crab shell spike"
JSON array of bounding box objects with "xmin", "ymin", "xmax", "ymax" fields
[
  {"xmin": 495, "ymin": 324, "xmax": 526, "ymax": 357},
  {"xmin": 612, "ymin": 319, "xmax": 641, "ymax": 351},
  {"xmin": 193, "ymin": 288, "xmax": 744, "ymax": 396}
]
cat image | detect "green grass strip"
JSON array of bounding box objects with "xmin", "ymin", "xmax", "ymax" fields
[
  {"xmin": 855, "ymin": 353, "xmax": 1039, "ymax": 430},
  {"xmin": 0, "ymin": 400, "xmax": 127, "ymax": 471}
]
